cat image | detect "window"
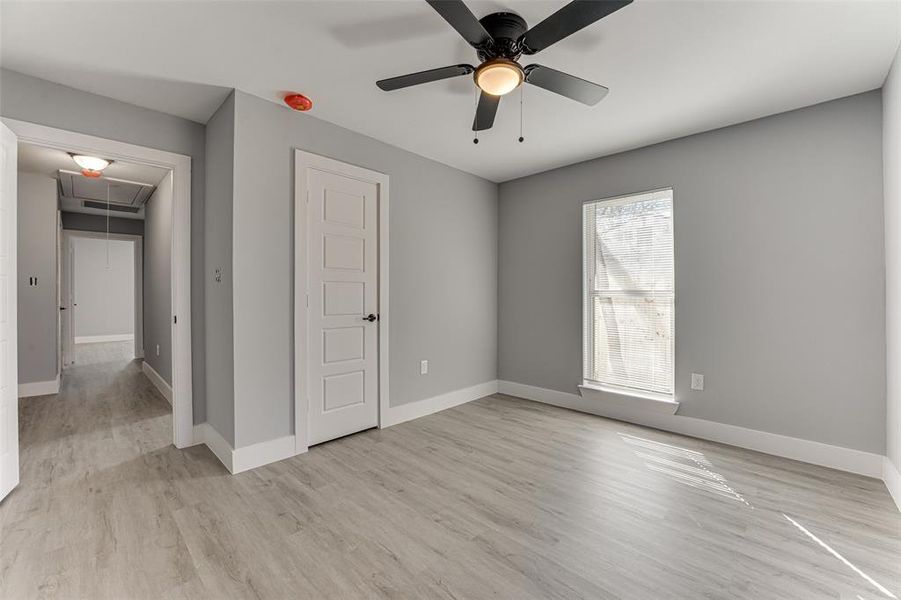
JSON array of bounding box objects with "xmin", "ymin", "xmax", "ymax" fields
[{"xmin": 583, "ymin": 189, "xmax": 674, "ymax": 399}]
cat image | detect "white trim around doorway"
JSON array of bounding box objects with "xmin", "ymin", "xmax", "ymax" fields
[
  {"xmin": 5, "ymin": 118, "xmax": 195, "ymax": 448},
  {"xmin": 294, "ymin": 150, "xmax": 389, "ymax": 455}
]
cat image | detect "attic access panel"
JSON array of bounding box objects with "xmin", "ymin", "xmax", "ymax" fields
[{"xmin": 57, "ymin": 169, "xmax": 155, "ymax": 208}]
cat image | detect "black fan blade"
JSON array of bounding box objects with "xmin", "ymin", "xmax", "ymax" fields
[
  {"xmin": 524, "ymin": 64, "xmax": 608, "ymax": 105},
  {"xmin": 377, "ymin": 64, "xmax": 474, "ymax": 91},
  {"xmin": 425, "ymin": 0, "xmax": 494, "ymax": 48},
  {"xmin": 472, "ymin": 91, "xmax": 500, "ymax": 131},
  {"xmin": 520, "ymin": 0, "xmax": 631, "ymax": 54}
]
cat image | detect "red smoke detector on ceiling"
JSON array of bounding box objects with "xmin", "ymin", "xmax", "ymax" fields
[{"xmin": 284, "ymin": 93, "xmax": 313, "ymax": 112}]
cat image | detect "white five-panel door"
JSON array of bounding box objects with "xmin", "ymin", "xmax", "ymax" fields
[
  {"xmin": 306, "ymin": 168, "xmax": 379, "ymax": 446},
  {"xmin": 0, "ymin": 123, "xmax": 19, "ymax": 502}
]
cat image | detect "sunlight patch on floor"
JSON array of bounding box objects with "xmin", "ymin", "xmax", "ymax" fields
[
  {"xmin": 783, "ymin": 513, "xmax": 897, "ymax": 599},
  {"xmin": 619, "ymin": 432, "xmax": 752, "ymax": 506}
]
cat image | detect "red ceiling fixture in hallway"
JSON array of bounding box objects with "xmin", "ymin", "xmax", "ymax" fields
[{"xmin": 284, "ymin": 93, "xmax": 313, "ymax": 112}]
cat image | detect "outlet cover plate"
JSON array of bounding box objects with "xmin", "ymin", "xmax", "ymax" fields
[{"xmin": 691, "ymin": 373, "xmax": 704, "ymax": 391}]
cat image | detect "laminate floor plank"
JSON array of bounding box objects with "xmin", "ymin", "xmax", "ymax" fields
[{"xmin": 1, "ymin": 342, "xmax": 899, "ymax": 599}]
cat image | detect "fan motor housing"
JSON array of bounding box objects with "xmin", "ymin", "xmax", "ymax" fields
[{"xmin": 478, "ymin": 12, "xmax": 528, "ymax": 61}]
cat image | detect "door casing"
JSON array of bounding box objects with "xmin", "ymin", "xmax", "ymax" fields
[
  {"xmin": 294, "ymin": 150, "xmax": 389, "ymax": 454},
  {"xmin": 0, "ymin": 122, "xmax": 19, "ymax": 502}
]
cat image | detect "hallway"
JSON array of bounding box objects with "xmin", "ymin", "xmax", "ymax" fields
[{"xmin": 0, "ymin": 342, "xmax": 190, "ymax": 597}]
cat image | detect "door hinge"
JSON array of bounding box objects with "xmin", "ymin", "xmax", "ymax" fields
[
  {"xmin": 306, "ymin": 190, "xmax": 310, "ymax": 204},
  {"xmin": 305, "ymin": 294, "xmax": 309, "ymax": 308},
  {"xmin": 173, "ymin": 315, "xmax": 177, "ymax": 324}
]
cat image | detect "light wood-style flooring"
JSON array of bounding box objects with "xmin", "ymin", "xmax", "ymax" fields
[{"xmin": 1, "ymin": 343, "xmax": 899, "ymax": 599}]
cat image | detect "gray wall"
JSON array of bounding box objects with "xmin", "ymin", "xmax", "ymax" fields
[
  {"xmin": 204, "ymin": 93, "xmax": 236, "ymax": 446},
  {"xmin": 498, "ymin": 91, "xmax": 886, "ymax": 454},
  {"xmin": 73, "ymin": 237, "xmax": 134, "ymax": 339},
  {"xmin": 1, "ymin": 69, "xmax": 205, "ymax": 421},
  {"xmin": 143, "ymin": 172, "xmax": 172, "ymax": 384},
  {"xmin": 16, "ymin": 173, "xmax": 58, "ymax": 386},
  {"xmin": 62, "ymin": 212, "xmax": 144, "ymax": 236},
  {"xmin": 230, "ymin": 91, "xmax": 497, "ymax": 448},
  {"xmin": 885, "ymin": 45, "xmax": 901, "ymax": 474}
]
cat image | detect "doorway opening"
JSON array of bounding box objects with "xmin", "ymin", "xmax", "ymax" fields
[
  {"xmin": 17, "ymin": 136, "xmax": 179, "ymax": 412},
  {"xmin": 62, "ymin": 231, "xmax": 143, "ymax": 370},
  {"xmin": 0, "ymin": 119, "xmax": 194, "ymax": 503}
]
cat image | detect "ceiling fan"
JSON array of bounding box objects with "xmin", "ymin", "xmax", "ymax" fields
[{"xmin": 376, "ymin": 0, "xmax": 631, "ymax": 136}]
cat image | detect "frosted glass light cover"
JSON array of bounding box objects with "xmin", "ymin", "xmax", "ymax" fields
[{"xmin": 72, "ymin": 155, "xmax": 110, "ymax": 172}]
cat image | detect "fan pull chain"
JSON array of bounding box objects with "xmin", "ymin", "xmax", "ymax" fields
[
  {"xmin": 473, "ymin": 89, "xmax": 480, "ymax": 144},
  {"xmin": 518, "ymin": 85, "xmax": 525, "ymax": 143}
]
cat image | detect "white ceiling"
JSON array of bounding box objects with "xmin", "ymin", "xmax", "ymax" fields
[{"xmin": 2, "ymin": 1, "xmax": 899, "ymax": 182}]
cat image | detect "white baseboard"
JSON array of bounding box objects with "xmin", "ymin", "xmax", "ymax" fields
[
  {"xmin": 498, "ymin": 380, "xmax": 884, "ymax": 479},
  {"xmin": 18, "ymin": 375, "xmax": 60, "ymax": 398},
  {"xmin": 193, "ymin": 423, "xmax": 234, "ymax": 472},
  {"xmin": 381, "ymin": 380, "xmax": 499, "ymax": 428},
  {"xmin": 75, "ymin": 333, "xmax": 134, "ymax": 344},
  {"xmin": 192, "ymin": 424, "xmax": 300, "ymax": 475},
  {"xmin": 884, "ymin": 457, "xmax": 901, "ymax": 512},
  {"xmin": 141, "ymin": 361, "xmax": 172, "ymax": 405},
  {"xmin": 233, "ymin": 435, "xmax": 300, "ymax": 474}
]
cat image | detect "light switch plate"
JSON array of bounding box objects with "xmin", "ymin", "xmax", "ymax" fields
[
  {"xmin": 420, "ymin": 360, "xmax": 428, "ymax": 375},
  {"xmin": 691, "ymin": 373, "xmax": 704, "ymax": 391}
]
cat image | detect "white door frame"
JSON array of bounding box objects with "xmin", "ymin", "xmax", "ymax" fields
[
  {"xmin": 4, "ymin": 118, "xmax": 194, "ymax": 448},
  {"xmin": 63, "ymin": 230, "xmax": 143, "ymax": 359},
  {"xmin": 294, "ymin": 150, "xmax": 389, "ymax": 454},
  {"xmin": 0, "ymin": 123, "xmax": 20, "ymax": 501}
]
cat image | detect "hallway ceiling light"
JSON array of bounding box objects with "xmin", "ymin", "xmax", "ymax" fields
[{"xmin": 71, "ymin": 154, "xmax": 111, "ymax": 178}]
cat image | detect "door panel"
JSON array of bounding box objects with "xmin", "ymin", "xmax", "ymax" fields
[
  {"xmin": 323, "ymin": 327, "xmax": 364, "ymax": 363},
  {"xmin": 323, "ymin": 282, "xmax": 364, "ymax": 315},
  {"xmin": 307, "ymin": 169, "xmax": 378, "ymax": 446},
  {"xmin": 0, "ymin": 123, "xmax": 18, "ymax": 502}
]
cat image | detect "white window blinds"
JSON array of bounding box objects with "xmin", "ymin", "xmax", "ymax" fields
[{"xmin": 583, "ymin": 189, "xmax": 674, "ymax": 397}]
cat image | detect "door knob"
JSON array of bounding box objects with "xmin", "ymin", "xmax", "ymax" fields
[{"xmin": 362, "ymin": 314, "xmax": 378, "ymax": 322}]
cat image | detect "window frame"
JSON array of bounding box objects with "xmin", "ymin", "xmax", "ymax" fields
[{"xmin": 581, "ymin": 187, "xmax": 675, "ymax": 401}]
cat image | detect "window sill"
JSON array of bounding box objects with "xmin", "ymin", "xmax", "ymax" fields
[{"xmin": 578, "ymin": 383, "xmax": 680, "ymax": 415}]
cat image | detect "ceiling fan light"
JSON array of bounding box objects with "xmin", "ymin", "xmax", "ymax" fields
[
  {"xmin": 71, "ymin": 154, "xmax": 110, "ymax": 172},
  {"xmin": 475, "ymin": 59, "xmax": 523, "ymax": 96}
]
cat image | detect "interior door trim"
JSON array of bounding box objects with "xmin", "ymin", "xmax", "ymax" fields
[{"xmin": 294, "ymin": 150, "xmax": 389, "ymax": 454}]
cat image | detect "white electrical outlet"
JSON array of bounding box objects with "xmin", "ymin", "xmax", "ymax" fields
[
  {"xmin": 691, "ymin": 373, "xmax": 704, "ymax": 391},
  {"xmin": 420, "ymin": 360, "xmax": 428, "ymax": 375},
  {"xmin": 156, "ymin": 344, "xmax": 160, "ymax": 357}
]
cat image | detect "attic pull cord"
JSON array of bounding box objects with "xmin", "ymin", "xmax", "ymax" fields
[{"xmin": 106, "ymin": 180, "xmax": 110, "ymax": 269}]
